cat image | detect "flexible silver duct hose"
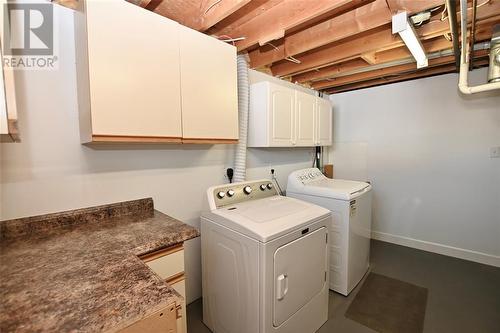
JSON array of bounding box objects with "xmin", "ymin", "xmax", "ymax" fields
[{"xmin": 233, "ymin": 54, "xmax": 249, "ymax": 183}]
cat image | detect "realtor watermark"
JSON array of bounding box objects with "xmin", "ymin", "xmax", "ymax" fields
[{"xmin": 2, "ymin": 2, "xmax": 58, "ymax": 70}]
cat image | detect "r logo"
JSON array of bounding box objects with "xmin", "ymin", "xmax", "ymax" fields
[{"xmin": 3, "ymin": 3, "xmax": 53, "ymax": 56}]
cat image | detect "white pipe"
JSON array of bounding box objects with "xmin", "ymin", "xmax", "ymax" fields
[
  {"xmin": 458, "ymin": 0, "xmax": 500, "ymax": 94},
  {"xmin": 233, "ymin": 54, "xmax": 250, "ymax": 183}
]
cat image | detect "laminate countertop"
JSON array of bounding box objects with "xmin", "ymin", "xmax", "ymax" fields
[{"xmin": 0, "ymin": 198, "xmax": 200, "ymax": 333}]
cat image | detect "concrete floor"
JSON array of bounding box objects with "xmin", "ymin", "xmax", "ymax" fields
[{"xmin": 186, "ymin": 240, "xmax": 500, "ymax": 333}]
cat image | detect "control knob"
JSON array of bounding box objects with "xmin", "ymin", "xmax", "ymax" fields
[
  {"xmin": 243, "ymin": 186, "xmax": 252, "ymax": 194},
  {"xmin": 267, "ymin": 183, "xmax": 273, "ymax": 189},
  {"xmin": 217, "ymin": 191, "xmax": 226, "ymax": 199},
  {"xmin": 227, "ymin": 189, "xmax": 235, "ymax": 197},
  {"xmin": 260, "ymin": 184, "xmax": 267, "ymax": 191}
]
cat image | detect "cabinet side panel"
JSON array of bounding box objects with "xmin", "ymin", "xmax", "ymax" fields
[
  {"xmin": 248, "ymin": 82, "xmax": 268, "ymax": 147},
  {"xmin": 74, "ymin": 0, "xmax": 92, "ymax": 143}
]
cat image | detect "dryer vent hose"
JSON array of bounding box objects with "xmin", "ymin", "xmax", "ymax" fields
[{"xmin": 233, "ymin": 54, "xmax": 250, "ymax": 183}]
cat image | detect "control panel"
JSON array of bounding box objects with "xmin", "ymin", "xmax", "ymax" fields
[
  {"xmin": 208, "ymin": 179, "xmax": 278, "ymax": 209},
  {"xmin": 290, "ymin": 168, "xmax": 327, "ymax": 185}
]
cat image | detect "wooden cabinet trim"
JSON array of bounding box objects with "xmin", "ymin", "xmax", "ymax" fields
[
  {"xmin": 140, "ymin": 243, "xmax": 184, "ymax": 262},
  {"xmin": 166, "ymin": 272, "xmax": 185, "ymax": 285},
  {"xmin": 182, "ymin": 138, "xmax": 238, "ymax": 144},
  {"xmin": 91, "ymin": 135, "xmax": 182, "ymax": 143}
]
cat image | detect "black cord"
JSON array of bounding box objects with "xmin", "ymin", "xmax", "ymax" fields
[
  {"xmin": 270, "ymin": 169, "xmax": 284, "ymax": 195},
  {"xmin": 226, "ymin": 168, "xmax": 234, "ymax": 183}
]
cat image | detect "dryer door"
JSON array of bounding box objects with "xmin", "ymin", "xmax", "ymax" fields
[{"xmin": 273, "ymin": 227, "xmax": 328, "ymax": 327}]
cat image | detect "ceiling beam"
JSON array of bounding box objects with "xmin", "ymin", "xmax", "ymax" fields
[
  {"xmin": 291, "ymin": 36, "xmax": 453, "ymax": 83},
  {"xmin": 150, "ymin": 0, "xmax": 251, "ymax": 31},
  {"xmin": 198, "ymin": 0, "xmax": 252, "ymax": 31},
  {"xmin": 327, "ymin": 57, "xmax": 490, "ymax": 93},
  {"xmin": 216, "ymin": 0, "xmax": 372, "ymax": 51},
  {"xmin": 327, "ymin": 64, "xmax": 458, "ymax": 93},
  {"xmin": 266, "ymin": 19, "xmax": 450, "ymax": 76},
  {"xmin": 248, "ymin": 0, "xmax": 445, "ymax": 69},
  {"xmin": 126, "ymin": 0, "xmax": 152, "ymax": 7},
  {"xmin": 267, "ymin": 5, "xmax": 500, "ymax": 77},
  {"xmin": 313, "ymin": 49, "xmax": 489, "ymax": 90},
  {"xmin": 284, "ymin": 0, "xmax": 392, "ymax": 56},
  {"xmin": 313, "ymin": 55, "xmax": 459, "ymax": 90}
]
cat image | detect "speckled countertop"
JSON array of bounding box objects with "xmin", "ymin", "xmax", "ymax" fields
[{"xmin": 0, "ymin": 198, "xmax": 199, "ymax": 333}]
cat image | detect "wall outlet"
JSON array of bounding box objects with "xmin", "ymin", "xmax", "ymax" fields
[{"xmin": 490, "ymin": 146, "xmax": 500, "ymax": 158}]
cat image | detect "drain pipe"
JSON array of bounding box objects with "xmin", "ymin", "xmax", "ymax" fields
[
  {"xmin": 458, "ymin": 0, "xmax": 500, "ymax": 94},
  {"xmin": 233, "ymin": 54, "xmax": 250, "ymax": 183}
]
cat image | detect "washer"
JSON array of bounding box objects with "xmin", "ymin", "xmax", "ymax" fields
[
  {"xmin": 201, "ymin": 179, "xmax": 331, "ymax": 333},
  {"xmin": 287, "ymin": 168, "xmax": 372, "ymax": 296}
]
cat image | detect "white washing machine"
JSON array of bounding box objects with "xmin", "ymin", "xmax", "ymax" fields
[
  {"xmin": 201, "ymin": 179, "xmax": 331, "ymax": 333},
  {"xmin": 287, "ymin": 168, "xmax": 372, "ymax": 296}
]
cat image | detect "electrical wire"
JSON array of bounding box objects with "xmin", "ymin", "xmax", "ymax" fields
[
  {"xmin": 440, "ymin": 0, "xmax": 490, "ymax": 21},
  {"xmin": 204, "ymin": 0, "xmax": 222, "ymax": 15},
  {"xmin": 270, "ymin": 169, "xmax": 284, "ymax": 195}
]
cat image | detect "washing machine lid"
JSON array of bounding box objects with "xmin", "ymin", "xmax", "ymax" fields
[
  {"xmin": 297, "ymin": 178, "xmax": 371, "ymax": 200},
  {"xmin": 201, "ymin": 195, "xmax": 330, "ymax": 242},
  {"xmin": 287, "ymin": 168, "xmax": 371, "ymax": 200}
]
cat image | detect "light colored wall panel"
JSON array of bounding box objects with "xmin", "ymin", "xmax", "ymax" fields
[{"xmin": 329, "ymin": 68, "xmax": 500, "ymax": 266}]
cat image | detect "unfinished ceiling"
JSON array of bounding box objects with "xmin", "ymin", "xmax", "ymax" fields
[{"xmin": 129, "ymin": 0, "xmax": 500, "ymax": 93}]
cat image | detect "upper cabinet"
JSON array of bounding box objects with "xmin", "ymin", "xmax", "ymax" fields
[
  {"xmin": 295, "ymin": 91, "xmax": 316, "ymax": 146},
  {"xmin": 179, "ymin": 26, "xmax": 238, "ymax": 143},
  {"xmin": 74, "ymin": 0, "xmax": 238, "ymax": 144},
  {"xmin": 248, "ymin": 81, "xmax": 332, "ymax": 147},
  {"xmin": 316, "ymin": 98, "xmax": 333, "ymax": 146}
]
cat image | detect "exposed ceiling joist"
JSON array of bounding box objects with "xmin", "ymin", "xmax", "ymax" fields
[
  {"xmin": 267, "ymin": 19, "xmax": 450, "ymax": 77},
  {"xmin": 291, "ymin": 36, "xmax": 453, "ymax": 84},
  {"xmin": 126, "ymin": 0, "xmax": 152, "ymax": 7},
  {"xmin": 268, "ymin": 5, "xmax": 500, "ymax": 78},
  {"xmin": 131, "ymin": 0, "xmax": 500, "ymax": 93},
  {"xmin": 215, "ymin": 0, "xmax": 373, "ymax": 51},
  {"xmin": 314, "ymin": 49, "xmax": 489, "ymax": 90},
  {"xmin": 327, "ymin": 58, "xmax": 490, "ymax": 94},
  {"xmin": 248, "ymin": 0, "xmax": 445, "ymax": 69},
  {"xmin": 139, "ymin": 0, "xmax": 251, "ymax": 31}
]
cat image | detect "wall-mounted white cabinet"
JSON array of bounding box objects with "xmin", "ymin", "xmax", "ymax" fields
[
  {"xmin": 74, "ymin": 0, "xmax": 238, "ymax": 144},
  {"xmin": 248, "ymin": 81, "xmax": 332, "ymax": 147},
  {"xmin": 316, "ymin": 97, "xmax": 333, "ymax": 146}
]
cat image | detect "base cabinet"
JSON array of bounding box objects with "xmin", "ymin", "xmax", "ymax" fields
[
  {"xmin": 119, "ymin": 304, "xmax": 177, "ymax": 333},
  {"xmin": 141, "ymin": 244, "xmax": 187, "ymax": 333}
]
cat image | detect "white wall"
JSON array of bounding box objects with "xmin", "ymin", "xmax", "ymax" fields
[
  {"xmin": 0, "ymin": 5, "xmax": 314, "ymax": 303},
  {"xmin": 329, "ymin": 68, "xmax": 500, "ymax": 266}
]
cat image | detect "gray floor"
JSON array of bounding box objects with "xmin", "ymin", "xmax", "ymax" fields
[{"xmin": 187, "ymin": 240, "xmax": 500, "ymax": 333}]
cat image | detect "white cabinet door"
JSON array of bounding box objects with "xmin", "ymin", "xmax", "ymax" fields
[
  {"xmin": 316, "ymin": 98, "xmax": 332, "ymax": 146},
  {"xmin": 79, "ymin": 0, "xmax": 182, "ymax": 140},
  {"xmin": 269, "ymin": 83, "xmax": 295, "ymax": 146},
  {"xmin": 179, "ymin": 25, "xmax": 238, "ymax": 142},
  {"xmin": 295, "ymin": 91, "xmax": 316, "ymax": 146}
]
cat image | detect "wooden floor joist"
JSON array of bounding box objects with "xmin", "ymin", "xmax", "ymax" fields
[
  {"xmin": 325, "ymin": 57, "xmax": 490, "ymax": 94},
  {"xmin": 130, "ymin": 0, "xmax": 500, "ymax": 93}
]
